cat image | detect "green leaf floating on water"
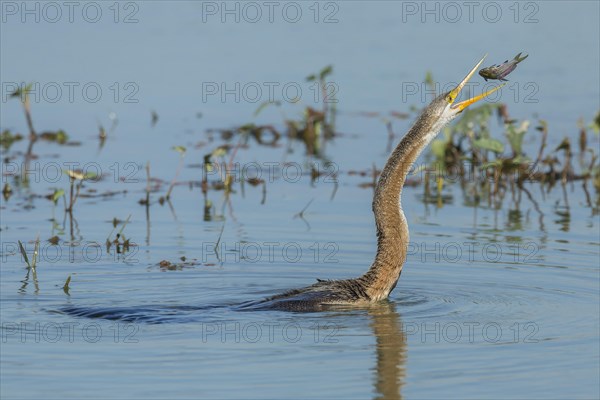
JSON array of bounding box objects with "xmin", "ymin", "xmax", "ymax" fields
[
  {"xmin": 172, "ymin": 145, "xmax": 187, "ymax": 155},
  {"xmin": 63, "ymin": 169, "xmax": 97, "ymax": 181},
  {"xmin": 473, "ymin": 138, "xmax": 504, "ymax": 154},
  {"xmin": 211, "ymin": 147, "xmax": 227, "ymax": 158},
  {"xmin": 84, "ymin": 171, "xmax": 98, "ymax": 180},
  {"xmin": 52, "ymin": 189, "xmax": 65, "ymax": 203}
]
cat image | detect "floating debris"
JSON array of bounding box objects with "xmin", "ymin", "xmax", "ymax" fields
[
  {"xmin": 63, "ymin": 275, "xmax": 71, "ymax": 295},
  {"xmin": 2, "ymin": 183, "xmax": 12, "ymax": 201},
  {"xmin": 157, "ymin": 258, "xmax": 201, "ymax": 270},
  {"xmin": 0, "ymin": 130, "xmax": 23, "ymax": 150},
  {"xmin": 39, "ymin": 130, "xmax": 69, "ymax": 144}
]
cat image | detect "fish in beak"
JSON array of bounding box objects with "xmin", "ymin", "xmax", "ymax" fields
[{"xmin": 449, "ymin": 55, "xmax": 506, "ymax": 112}]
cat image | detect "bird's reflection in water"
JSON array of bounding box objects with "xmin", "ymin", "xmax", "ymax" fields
[{"xmin": 369, "ymin": 302, "xmax": 406, "ymax": 400}]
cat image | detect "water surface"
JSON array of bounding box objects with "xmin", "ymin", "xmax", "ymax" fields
[{"xmin": 1, "ymin": 2, "xmax": 599, "ymax": 399}]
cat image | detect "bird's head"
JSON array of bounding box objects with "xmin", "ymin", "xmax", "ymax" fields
[{"xmin": 420, "ymin": 55, "xmax": 505, "ymax": 135}]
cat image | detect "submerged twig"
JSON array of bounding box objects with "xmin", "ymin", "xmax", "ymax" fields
[
  {"xmin": 294, "ymin": 198, "xmax": 314, "ymax": 231},
  {"xmin": 214, "ymin": 224, "xmax": 225, "ymax": 262}
]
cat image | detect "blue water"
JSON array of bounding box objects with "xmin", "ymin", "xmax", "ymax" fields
[{"xmin": 1, "ymin": 1, "xmax": 599, "ymax": 399}]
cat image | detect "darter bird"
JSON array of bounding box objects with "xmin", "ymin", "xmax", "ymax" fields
[{"xmin": 241, "ymin": 56, "xmax": 505, "ymax": 312}]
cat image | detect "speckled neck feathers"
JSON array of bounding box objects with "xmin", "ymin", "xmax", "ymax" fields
[
  {"xmin": 241, "ymin": 102, "xmax": 449, "ymax": 311},
  {"xmin": 359, "ymin": 110, "xmax": 442, "ymax": 300}
]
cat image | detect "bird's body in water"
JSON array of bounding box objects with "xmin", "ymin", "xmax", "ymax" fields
[
  {"xmin": 58, "ymin": 57, "xmax": 506, "ymax": 321},
  {"xmin": 241, "ymin": 56, "xmax": 505, "ymax": 312}
]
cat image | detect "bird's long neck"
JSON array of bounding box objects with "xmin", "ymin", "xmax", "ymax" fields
[{"xmin": 361, "ymin": 115, "xmax": 439, "ymax": 301}]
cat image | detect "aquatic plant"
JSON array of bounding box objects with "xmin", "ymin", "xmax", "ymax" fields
[
  {"xmin": 425, "ymin": 99, "xmax": 598, "ymax": 203},
  {"xmin": 166, "ymin": 146, "xmax": 186, "ymax": 200},
  {"xmin": 17, "ymin": 237, "xmax": 40, "ymax": 295},
  {"xmin": 64, "ymin": 169, "xmax": 97, "ymax": 213},
  {"xmin": 18, "ymin": 237, "xmax": 40, "ymax": 270},
  {"xmin": 106, "ymin": 214, "xmax": 132, "ymax": 254},
  {"xmin": 0, "ymin": 130, "xmax": 23, "ymax": 150}
]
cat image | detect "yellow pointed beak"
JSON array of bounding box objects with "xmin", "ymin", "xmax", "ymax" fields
[{"xmin": 450, "ymin": 55, "xmax": 506, "ymax": 112}]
